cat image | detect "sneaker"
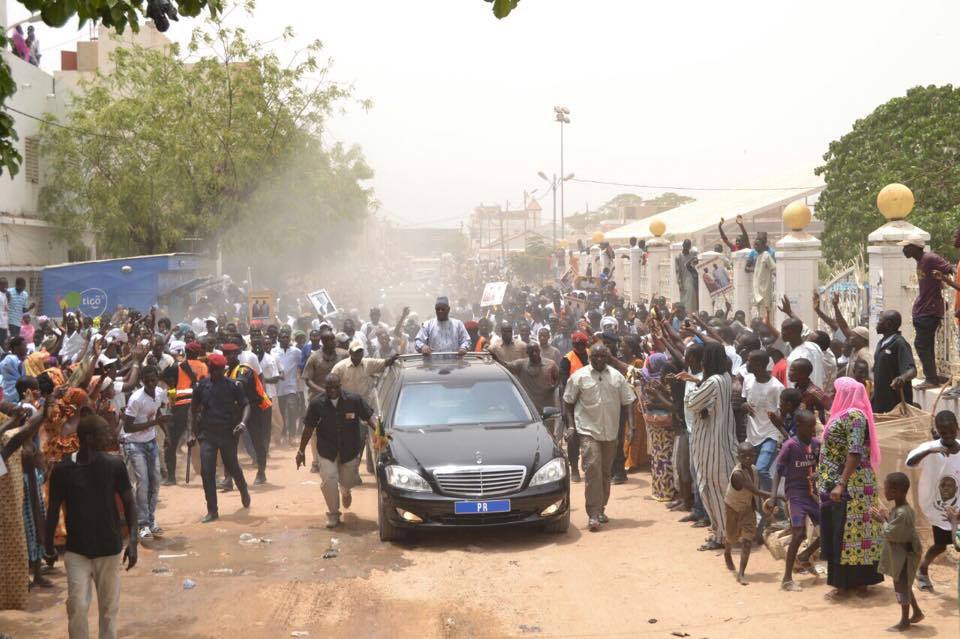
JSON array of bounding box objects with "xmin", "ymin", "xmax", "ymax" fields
[
  {"xmin": 598, "ymin": 512, "xmax": 610, "ymax": 524},
  {"xmin": 587, "ymin": 517, "xmax": 600, "ymax": 532},
  {"xmin": 201, "ymin": 512, "xmax": 219, "ymax": 524},
  {"xmin": 341, "ymin": 491, "xmax": 353, "ymax": 509},
  {"xmin": 138, "ymin": 526, "xmax": 153, "ymax": 541},
  {"xmin": 149, "ymin": 524, "xmax": 164, "ymax": 537},
  {"xmin": 219, "ymin": 479, "xmax": 234, "ymax": 492},
  {"xmin": 571, "ymin": 469, "xmax": 582, "ymax": 483},
  {"xmin": 325, "ymin": 513, "xmax": 341, "ymax": 529},
  {"xmin": 612, "ymin": 474, "xmax": 627, "ymax": 485}
]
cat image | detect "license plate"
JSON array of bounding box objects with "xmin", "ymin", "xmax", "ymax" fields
[{"xmin": 454, "ymin": 500, "xmax": 511, "ymax": 515}]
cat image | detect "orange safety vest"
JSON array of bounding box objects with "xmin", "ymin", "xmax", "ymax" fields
[
  {"xmin": 174, "ymin": 359, "xmax": 209, "ymax": 407},
  {"xmin": 228, "ymin": 364, "xmax": 272, "ymax": 410},
  {"xmin": 565, "ymin": 350, "xmax": 586, "ymax": 375},
  {"xmin": 474, "ymin": 336, "xmax": 487, "ymax": 353}
]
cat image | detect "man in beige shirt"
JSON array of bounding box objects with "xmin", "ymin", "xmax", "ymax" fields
[
  {"xmin": 563, "ymin": 343, "xmax": 636, "ymax": 532},
  {"xmin": 488, "ymin": 321, "xmax": 527, "ymax": 362},
  {"xmin": 331, "ymin": 340, "xmax": 399, "ymax": 472}
]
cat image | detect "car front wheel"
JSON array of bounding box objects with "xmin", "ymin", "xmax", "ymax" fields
[
  {"xmin": 542, "ymin": 508, "xmax": 570, "ymax": 534},
  {"xmin": 377, "ymin": 489, "xmax": 407, "ymax": 542}
]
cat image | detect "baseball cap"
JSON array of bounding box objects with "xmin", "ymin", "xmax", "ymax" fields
[
  {"xmin": 897, "ymin": 234, "xmax": 926, "ymax": 248},
  {"xmin": 207, "ymin": 353, "xmax": 227, "ymax": 368},
  {"xmin": 348, "ymin": 339, "xmax": 365, "ymax": 353}
]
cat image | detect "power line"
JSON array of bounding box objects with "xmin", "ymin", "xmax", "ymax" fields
[
  {"xmin": 569, "ymin": 177, "xmax": 822, "ymax": 192},
  {"xmin": 4, "ymin": 105, "xmax": 125, "ymax": 142}
]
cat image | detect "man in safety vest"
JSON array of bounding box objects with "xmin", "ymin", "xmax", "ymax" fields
[
  {"xmin": 163, "ymin": 341, "xmax": 208, "ymax": 485},
  {"xmin": 221, "ymin": 342, "xmax": 273, "ymax": 485},
  {"xmin": 559, "ymin": 331, "xmax": 591, "ymax": 483}
]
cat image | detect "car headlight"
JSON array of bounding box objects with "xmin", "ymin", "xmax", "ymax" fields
[
  {"xmin": 529, "ymin": 457, "xmax": 567, "ymax": 486},
  {"xmin": 384, "ymin": 465, "xmax": 432, "ymax": 492}
]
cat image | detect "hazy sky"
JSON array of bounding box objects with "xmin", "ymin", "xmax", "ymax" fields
[{"xmin": 10, "ymin": 0, "xmax": 960, "ymax": 227}]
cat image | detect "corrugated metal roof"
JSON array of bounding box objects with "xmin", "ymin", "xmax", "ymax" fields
[{"xmin": 604, "ymin": 181, "xmax": 824, "ymax": 241}]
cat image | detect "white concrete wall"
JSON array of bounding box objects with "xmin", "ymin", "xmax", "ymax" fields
[{"xmin": 0, "ymin": 51, "xmax": 65, "ymax": 218}]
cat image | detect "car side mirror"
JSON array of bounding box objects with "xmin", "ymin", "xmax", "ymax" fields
[{"xmin": 541, "ymin": 406, "xmax": 560, "ymax": 420}]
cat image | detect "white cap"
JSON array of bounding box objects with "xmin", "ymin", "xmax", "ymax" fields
[
  {"xmin": 97, "ymin": 353, "xmax": 118, "ymax": 367},
  {"xmin": 348, "ymin": 339, "xmax": 365, "ymax": 353},
  {"xmin": 897, "ymin": 234, "xmax": 926, "ymax": 248}
]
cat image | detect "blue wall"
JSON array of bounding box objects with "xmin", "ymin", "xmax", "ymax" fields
[{"xmin": 41, "ymin": 254, "xmax": 207, "ymax": 317}]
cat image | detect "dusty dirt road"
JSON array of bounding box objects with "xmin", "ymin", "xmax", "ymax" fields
[{"xmin": 2, "ymin": 446, "xmax": 957, "ymax": 639}]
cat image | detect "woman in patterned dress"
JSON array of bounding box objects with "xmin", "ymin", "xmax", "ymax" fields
[
  {"xmin": 682, "ymin": 342, "xmax": 738, "ymax": 550},
  {"xmin": 816, "ymin": 377, "xmax": 884, "ymax": 598},
  {"xmin": 637, "ymin": 352, "xmax": 677, "ymax": 502}
]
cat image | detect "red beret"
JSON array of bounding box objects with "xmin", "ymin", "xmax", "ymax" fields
[
  {"xmin": 464, "ymin": 320, "xmax": 479, "ymax": 330},
  {"xmin": 571, "ymin": 331, "xmax": 591, "ymax": 345},
  {"xmin": 207, "ymin": 353, "xmax": 227, "ymax": 368},
  {"xmin": 185, "ymin": 341, "xmax": 203, "ymax": 355},
  {"xmin": 219, "ymin": 343, "xmax": 241, "ymax": 354}
]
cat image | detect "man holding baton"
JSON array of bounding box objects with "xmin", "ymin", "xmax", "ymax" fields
[{"xmin": 189, "ymin": 352, "xmax": 251, "ymax": 523}]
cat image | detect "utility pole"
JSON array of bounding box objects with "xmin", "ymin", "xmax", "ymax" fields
[
  {"xmin": 553, "ymin": 106, "xmax": 571, "ymax": 240},
  {"xmin": 499, "ymin": 202, "xmax": 506, "ymax": 264}
]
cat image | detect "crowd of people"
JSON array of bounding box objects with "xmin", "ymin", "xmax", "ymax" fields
[{"xmin": 1, "ymin": 225, "xmax": 960, "ymax": 636}]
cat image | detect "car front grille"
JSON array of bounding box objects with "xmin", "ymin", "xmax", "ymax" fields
[{"xmin": 432, "ymin": 465, "xmax": 527, "ymax": 497}]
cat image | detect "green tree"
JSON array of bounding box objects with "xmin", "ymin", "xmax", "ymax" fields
[
  {"xmin": 38, "ymin": 5, "xmax": 371, "ymax": 258},
  {"xmin": 484, "ymin": 0, "xmax": 521, "ymax": 19},
  {"xmin": 815, "ymin": 85, "xmax": 960, "ymax": 262},
  {"xmin": 647, "ymin": 192, "xmax": 694, "ymax": 209},
  {"xmin": 1, "ymin": 1, "xmax": 224, "ymax": 178},
  {"xmin": 508, "ymin": 235, "xmax": 550, "ymax": 283}
]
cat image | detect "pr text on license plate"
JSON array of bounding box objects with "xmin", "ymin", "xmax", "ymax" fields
[{"xmin": 454, "ymin": 500, "xmax": 511, "ymax": 515}]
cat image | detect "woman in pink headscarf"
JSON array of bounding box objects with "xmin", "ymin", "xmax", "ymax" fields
[{"xmin": 815, "ymin": 376, "xmax": 884, "ymax": 598}]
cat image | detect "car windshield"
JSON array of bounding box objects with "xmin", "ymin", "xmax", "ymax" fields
[{"xmin": 393, "ymin": 379, "xmax": 533, "ymax": 427}]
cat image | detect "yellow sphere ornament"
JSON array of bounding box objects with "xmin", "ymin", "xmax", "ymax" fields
[
  {"xmin": 649, "ymin": 218, "xmax": 666, "ymax": 237},
  {"xmin": 782, "ymin": 200, "xmax": 812, "ymax": 231},
  {"xmin": 877, "ymin": 183, "xmax": 914, "ymax": 220},
  {"xmin": 592, "ymin": 231, "xmax": 605, "ymax": 244}
]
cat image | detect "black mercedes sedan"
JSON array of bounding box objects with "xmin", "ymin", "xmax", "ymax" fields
[{"xmin": 374, "ymin": 353, "xmax": 570, "ymax": 541}]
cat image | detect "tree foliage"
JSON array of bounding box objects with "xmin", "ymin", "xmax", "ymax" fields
[
  {"xmin": 484, "ymin": 0, "xmax": 521, "ymax": 19},
  {"xmin": 508, "ymin": 235, "xmax": 550, "ymax": 283},
  {"xmin": 38, "ymin": 4, "xmax": 372, "ymax": 258},
  {"xmin": 815, "ymin": 85, "xmax": 960, "ymax": 262},
  {"xmin": 1, "ymin": 1, "xmax": 224, "ymax": 178}
]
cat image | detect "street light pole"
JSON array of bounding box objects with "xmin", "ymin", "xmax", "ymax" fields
[{"xmin": 553, "ymin": 106, "xmax": 571, "ymax": 240}]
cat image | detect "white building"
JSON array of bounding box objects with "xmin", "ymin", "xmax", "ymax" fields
[{"xmin": 0, "ymin": 20, "xmax": 170, "ymax": 292}]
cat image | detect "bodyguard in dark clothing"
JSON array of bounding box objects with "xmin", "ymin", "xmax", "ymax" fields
[
  {"xmin": 296, "ymin": 373, "xmax": 377, "ymax": 528},
  {"xmin": 871, "ymin": 310, "xmax": 918, "ymax": 414},
  {"xmin": 190, "ymin": 352, "xmax": 251, "ymax": 522}
]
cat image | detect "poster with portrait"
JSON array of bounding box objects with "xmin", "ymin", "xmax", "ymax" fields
[
  {"xmin": 307, "ymin": 289, "xmax": 338, "ymax": 317},
  {"xmin": 248, "ymin": 289, "xmax": 275, "ymax": 321},
  {"xmin": 699, "ymin": 255, "xmax": 733, "ymax": 298},
  {"xmin": 480, "ymin": 281, "xmax": 508, "ymax": 308}
]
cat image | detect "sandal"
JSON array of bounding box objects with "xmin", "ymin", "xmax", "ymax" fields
[
  {"xmin": 917, "ymin": 574, "xmax": 934, "ymax": 593},
  {"xmin": 698, "ymin": 540, "xmax": 724, "ymax": 551},
  {"xmin": 781, "ymin": 580, "xmax": 803, "ymax": 592}
]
